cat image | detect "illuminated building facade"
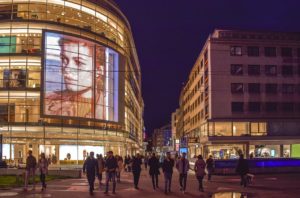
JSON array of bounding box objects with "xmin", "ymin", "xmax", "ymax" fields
[
  {"xmin": 0, "ymin": 0, "xmax": 144, "ymax": 165},
  {"xmin": 178, "ymin": 29, "xmax": 300, "ymax": 159}
]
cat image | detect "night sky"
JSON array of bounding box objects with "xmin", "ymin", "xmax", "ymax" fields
[{"xmin": 114, "ymin": 0, "xmax": 300, "ymax": 137}]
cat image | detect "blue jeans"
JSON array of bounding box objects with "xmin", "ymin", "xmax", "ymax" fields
[
  {"xmin": 164, "ymin": 172, "xmax": 172, "ymax": 192},
  {"xmin": 105, "ymin": 172, "xmax": 116, "ymax": 192}
]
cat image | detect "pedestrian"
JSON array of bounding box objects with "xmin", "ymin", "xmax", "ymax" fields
[
  {"xmin": 127, "ymin": 155, "xmax": 132, "ymax": 172},
  {"xmin": 38, "ymin": 153, "xmax": 49, "ymax": 191},
  {"xmin": 144, "ymin": 154, "xmax": 149, "ymax": 170},
  {"xmin": 148, "ymin": 153, "xmax": 160, "ymax": 190},
  {"xmin": 176, "ymin": 152, "xmax": 189, "ymax": 194},
  {"xmin": 97, "ymin": 154, "xmax": 105, "ymax": 188},
  {"xmin": 116, "ymin": 156, "xmax": 123, "ymax": 183},
  {"xmin": 235, "ymin": 154, "xmax": 249, "ymax": 187},
  {"xmin": 206, "ymin": 155, "xmax": 214, "ymax": 181},
  {"xmin": 131, "ymin": 153, "xmax": 142, "ymax": 189},
  {"xmin": 24, "ymin": 150, "xmax": 37, "ymax": 192},
  {"xmin": 104, "ymin": 151, "xmax": 118, "ymax": 194},
  {"xmin": 83, "ymin": 152, "xmax": 99, "ymax": 195},
  {"xmin": 194, "ymin": 155, "xmax": 206, "ymax": 192},
  {"xmin": 162, "ymin": 152, "xmax": 174, "ymax": 194}
]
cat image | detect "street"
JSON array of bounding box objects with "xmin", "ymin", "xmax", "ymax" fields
[{"xmin": 0, "ymin": 168, "xmax": 300, "ymax": 198}]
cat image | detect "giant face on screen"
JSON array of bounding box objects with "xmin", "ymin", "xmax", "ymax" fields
[{"xmin": 43, "ymin": 32, "xmax": 119, "ymax": 122}]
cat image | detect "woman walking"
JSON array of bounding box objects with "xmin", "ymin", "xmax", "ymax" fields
[
  {"xmin": 38, "ymin": 153, "xmax": 49, "ymax": 191},
  {"xmin": 97, "ymin": 154, "xmax": 105, "ymax": 188},
  {"xmin": 116, "ymin": 156, "xmax": 124, "ymax": 183},
  {"xmin": 194, "ymin": 155, "xmax": 206, "ymax": 192}
]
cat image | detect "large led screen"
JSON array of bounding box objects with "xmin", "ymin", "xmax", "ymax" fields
[{"xmin": 43, "ymin": 32, "xmax": 119, "ymax": 122}]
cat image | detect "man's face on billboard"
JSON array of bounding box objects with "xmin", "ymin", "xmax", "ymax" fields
[{"xmin": 61, "ymin": 41, "xmax": 93, "ymax": 92}]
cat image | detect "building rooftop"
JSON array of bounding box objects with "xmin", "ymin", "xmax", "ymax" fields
[{"xmin": 212, "ymin": 29, "xmax": 300, "ymax": 41}]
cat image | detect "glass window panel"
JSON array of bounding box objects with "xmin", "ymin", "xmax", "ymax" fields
[
  {"xmin": 214, "ymin": 122, "xmax": 232, "ymax": 136},
  {"xmin": 233, "ymin": 122, "xmax": 249, "ymax": 136}
]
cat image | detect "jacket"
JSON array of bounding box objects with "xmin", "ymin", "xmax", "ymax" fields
[
  {"xmin": 38, "ymin": 158, "xmax": 48, "ymax": 174},
  {"xmin": 131, "ymin": 157, "xmax": 142, "ymax": 173},
  {"xmin": 26, "ymin": 155, "xmax": 37, "ymax": 170},
  {"xmin": 162, "ymin": 158, "xmax": 174, "ymax": 174},
  {"xmin": 97, "ymin": 158, "xmax": 105, "ymax": 173},
  {"xmin": 236, "ymin": 159, "xmax": 249, "ymax": 175},
  {"xmin": 206, "ymin": 158, "xmax": 214, "ymax": 169},
  {"xmin": 148, "ymin": 156, "xmax": 160, "ymax": 175},
  {"xmin": 105, "ymin": 156, "xmax": 118, "ymax": 172},
  {"xmin": 176, "ymin": 158, "xmax": 190, "ymax": 174},
  {"xmin": 83, "ymin": 157, "xmax": 99, "ymax": 177},
  {"xmin": 194, "ymin": 159, "xmax": 206, "ymax": 177}
]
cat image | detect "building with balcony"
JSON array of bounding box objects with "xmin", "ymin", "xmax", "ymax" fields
[
  {"xmin": 177, "ymin": 29, "xmax": 300, "ymax": 159},
  {"xmin": 0, "ymin": 0, "xmax": 144, "ymax": 165}
]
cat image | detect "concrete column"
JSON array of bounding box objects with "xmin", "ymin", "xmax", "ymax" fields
[
  {"xmin": 245, "ymin": 143, "xmax": 250, "ymax": 159},
  {"xmin": 280, "ymin": 145, "xmax": 284, "ymax": 157},
  {"xmin": 55, "ymin": 145, "xmax": 59, "ymax": 165}
]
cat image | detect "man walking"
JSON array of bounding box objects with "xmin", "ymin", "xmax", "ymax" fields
[
  {"xmin": 162, "ymin": 152, "xmax": 174, "ymax": 194},
  {"xmin": 131, "ymin": 153, "xmax": 142, "ymax": 189},
  {"xmin": 148, "ymin": 153, "xmax": 160, "ymax": 190},
  {"xmin": 83, "ymin": 152, "xmax": 99, "ymax": 195},
  {"xmin": 24, "ymin": 150, "xmax": 37, "ymax": 192},
  {"xmin": 104, "ymin": 151, "xmax": 118, "ymax": 194},
  {"xmin": 176, "ymin": 152, "xmax": 189, "ymax": 194},
  {"xmin": 236, "ymin": 154, "xmax": 249, "ymax": 187},
  {"xmin": 206, "ymin": 155, "xmax": 214, "ymax": 181}
]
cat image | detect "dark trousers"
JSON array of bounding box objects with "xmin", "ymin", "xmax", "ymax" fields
[
  {"xmin": 98, "ymin": 173, "xmax": 103, "ymax": 183},
  {"xmin": 196, "ymin": 176, "xmax": 204, "ymax": 190},
  {"xmin": 105, "ymin": 172, "xmax": 116, "ymax": 193},
  {"xmin": 144, "ymin": 163, "xmax": 148, "ymax": 169},
  {"xmin": 179, "ymin": 173, "xmax": 187, "ymax": 191},
  {"xmin": 116, "ymin": 171, "xmax": 121, "ymax": 182},
  {"xmin": 40, "ymin": 173, "xmax": 46, "ymax": 188},
  {"xmin": 207, "ymin": 168, "xmax": 213, "ymax": 181},
  {"xmin": 151, "ymin": 174, "xmax": 158, "ymax": 188},
  {"xmin": 164, "ymin": 172, "xmax": 172, "ymax": 192},
  {"xmin": 133, "ymin": 171, "xmax": 141, "ymax": 187},
  {"xmin": 240, "ymin": 174, "xmax": 247, "ymax": 187},
  {"xmin": 87, "ymin": 175, "xmax": 95, "ymax": 192}
]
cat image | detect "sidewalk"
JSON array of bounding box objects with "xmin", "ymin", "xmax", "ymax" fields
[{"xmin": 1, "ymin": 168, "xmax": 300, "ymax": 197}]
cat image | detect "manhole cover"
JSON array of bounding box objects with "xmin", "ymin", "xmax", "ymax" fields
[
  {"xmin": 213, "ymin": 192, "xmax": 247, "ymax": 198},
  {"xmin": 0, "ymin": 192, "xmax": 18, "ymax": 197}
]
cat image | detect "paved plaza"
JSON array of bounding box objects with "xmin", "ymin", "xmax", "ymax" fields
[{"xmin": 0, "ymin": 169, "xmax": 299, "ymax": 198}]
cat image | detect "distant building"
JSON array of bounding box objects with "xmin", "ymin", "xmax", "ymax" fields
[
  {"xmin": 152, "ymin": 124, "xmax": 172, "ymax": 153},
  {"xmin": 177, "ymin": 29, "xmax": 300, "ymax": 159}
]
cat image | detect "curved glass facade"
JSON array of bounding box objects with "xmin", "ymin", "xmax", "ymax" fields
[{"xmin": 0, "ymin": 0, "xmax": 144, "ymax": 165}]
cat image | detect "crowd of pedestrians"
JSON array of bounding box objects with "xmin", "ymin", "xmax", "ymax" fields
[{"xmin": 22, "ymin": 149, "xmax": 253, "ymax": 195}]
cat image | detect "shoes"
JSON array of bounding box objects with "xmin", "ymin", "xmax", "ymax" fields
[
  {"xmin": 168, "ymin": 189, "xmax": 171, "ymax": 193},
  {"xmin": 180, "ymin": 187, "xmax": 183, "ymax": 191},
  {"xmin": 104, "ymin": 191, "xmax": 108, "ymax": 194},
  {"xmin": 112, "ymin": 191, "xmax": 116, "ymax": 194},
  {"xmin": 134, "ymin": 186, "xmax": 139, "ymax": 190},
  {"xmin": 164, "ymin": 191, "xmax": 167, "ymax": 195},
  {"xmin": 89, "ymin": 191, "xmax": 94, "ymax": 195},
  {"xmin": 23, "ymin": 188, "xmax": 28, "ymax": 192}
]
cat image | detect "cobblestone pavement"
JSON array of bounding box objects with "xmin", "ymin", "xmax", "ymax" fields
[{"xmin": 1, "ymin": 169, "xmax": 300, "ymax": 198}]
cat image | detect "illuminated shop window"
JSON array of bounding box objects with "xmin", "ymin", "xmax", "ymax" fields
[{"xmin": 214, "ymin": 122, "xmax": 232, "ymax": 136}]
